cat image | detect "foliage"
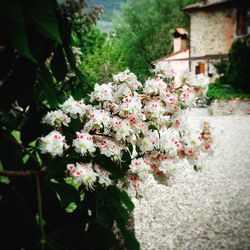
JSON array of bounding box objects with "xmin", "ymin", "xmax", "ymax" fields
[
  {"xmin": 225, "ymin": 36, "xmax": 250, "ymax": 93},
  {"xmin": 213, "ymin": 36, "xmax": 250, "ymax": 94},
  {"xmin": 207, "ymin": 80, "xmax": 250, "ymax": 100},
  {"xmin": 112, "ymin": 0, "xmax": 196, "ymax": 79},
  {"xmin": 80, "ymin": 37, "xmax": 127, "ymax": 84},
  {"xmin": 0, "ymin": 0, "xmax": 139, "ymax": 249},
  {"xmin": 212, "ymin": 58, "xmax": 229, "ymax": 76}
]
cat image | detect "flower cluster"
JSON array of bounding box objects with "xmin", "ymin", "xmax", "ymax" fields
[{"xmin": 39, "ymin": 67, "xmax": 213, "ymax": 196}]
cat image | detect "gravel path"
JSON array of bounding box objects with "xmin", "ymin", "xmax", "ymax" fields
[{"xmin": 133, "ymin": 109, "xmax": 250, "ymax": 250}]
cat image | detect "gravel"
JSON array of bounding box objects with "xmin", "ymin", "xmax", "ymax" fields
[{"xmin": 133, "ymin": 108, "xmax": 250, "ymax": 250}]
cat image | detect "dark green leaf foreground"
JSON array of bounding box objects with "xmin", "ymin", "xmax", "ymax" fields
[{"xmin": 0, "ymin": 0, "xmax": 138, "ymax": 249}]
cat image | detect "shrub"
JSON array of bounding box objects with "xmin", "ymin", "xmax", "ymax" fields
[{"xmin": 223, "ymin": 36, "xmax": 250, "ymax": 93}]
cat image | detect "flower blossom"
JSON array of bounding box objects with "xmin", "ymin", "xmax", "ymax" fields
[
  {"xmin": 68, "ymin": 162, "xmax": 98, "ymax": 190},
  {"xmin": 40, "ymin": 67, "xmax": 213, "ymax": 196},
  {"xmin": 129, "ymin": 158, "xmax": 151, "ymax": 178},
  {"xmin": 72, "ymin": 132, "xmax": 96, "ymax": 156},
  {"xmin": 97, "ymin": 139, "xmax": 122, "ymax": 159},
  {"xmin": 42, "ymin": 110, "xmax": 71, "ymax": 127},
  {"xmin": 40, "ymin": 131, "xmax": 68, "ymax": 157},
  {"xmin": 90, "ymin": 83, "xmax": 113, "ymax": 102},
  {"xmin": 60, "ymin": 96, "xmax": 87, "ymax": 118}
]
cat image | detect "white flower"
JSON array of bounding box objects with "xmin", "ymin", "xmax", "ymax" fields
[
  {"xmin": 60, "ymin": 96, "xmax": 87, "ymax": 118},
  {"xmin": 179, "ymin": 90, "xmax": 196, "ymax": 106},
  {"xmin": 171, "ymin": 116, "xmax": 186, "ymax": 131},
  {"xmin": 152, "ymin": 62, "xmax": 175, "ymax": 78},
  {"xmin": 97, "ymin": 139, "xmax": 122, "ymax": 158},
  {"xmin": 119, "ymin": 95, "xmax": 142, "ymax": 116},
  {"xmin": 39, "ymin": 67, "xmax": 213, "ymax": 196},
  {"xmin": 112, "ymin": 118, "xmax": 132, "ymax": 141},
  {"xmin": 161, "ymin": 94, "xmax": 179, "ymax": 113},
  {"xmin": 144, "ymin": 100, "xmax": 165, "ymax": 118},
  {"xmin": 126, "ymin": 175, "xmax": 146, "ymax": 197},
  {"xmin": 39, "ymin": 131, "xmax": 68, "ymax": 157},
  {"xmin": 42, "ymin": 110, "xmax": 71, "ymax": 127},
  {"xmin": 84, "ymin": 109, "xmax": 111, "ymax": 133},
  {"xmin": 113, "ymin": 83, "xmax": 132, "ymax": 100},
  {"xmin": 113, "ymin": 69, "xmax": 141, "ymax": 89},
  {"xmin": 159, "ymin": 128, "xmax": 181, "ymax": 157},
  {"xmin": 129, "ymin": 158, "xmax": 151, "ymax": 178},
  {"xmin": 137, "ymin": 130, "xmax": 159, "ymax": 153},
  {"xmin": 90, "ymin": 83, "xmax": 113, "ymax": 102},
  {"xmin": 144, "ymin": 78, "xmax": 159, "ymax": 95},
  {"xmin": 70, "ymin": 162, "xmax": 98, "ymax": 190},
  {"xmin": 144, "ymin": 78, "xmax": 167, "ymax": 95},
  {"xmin": 183, "ymin": 129, "xmax": 203, "ymax": 149},
  {"xmin": 72, "ymin": 132, "xmax": 96, "ymax": 156}
]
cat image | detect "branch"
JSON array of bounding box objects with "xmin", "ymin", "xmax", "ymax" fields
[
  {"xmin": 0, "ymin": 170, "xmax": 33, "ymax": 177},
  {"xmin": 35, "ymin": 173, "xmax": 46, "ymax": 250},
  {"xmin": 0, "ymin": 167, "xmax": 47, "ymax": 178}
]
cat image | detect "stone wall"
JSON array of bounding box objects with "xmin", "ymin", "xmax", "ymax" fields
[{"xmin": 190, "ymin": 7, "xmax": 235, "ymax": 57}]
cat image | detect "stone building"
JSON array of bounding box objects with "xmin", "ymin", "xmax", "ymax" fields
[{"xmin": 156, "ymin": 0, "xmax": 250, "ymax": 79}]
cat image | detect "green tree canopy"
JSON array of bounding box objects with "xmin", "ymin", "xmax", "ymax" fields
[{"xmin": 114, "ymin": 0, "xmax": 196, "ymax": 78}]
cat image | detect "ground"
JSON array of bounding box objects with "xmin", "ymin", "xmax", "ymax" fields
[{"xmin": 133, "ymin": 108, "xmax": 250, "ymax": 250}]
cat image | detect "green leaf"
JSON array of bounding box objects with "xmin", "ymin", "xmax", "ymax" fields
[
  {"xmin": 119, "ymin": 190, "xmax": 135, "ymax": 212},
  {"xmin": 21, "ymin": 111, "xmax": 44, "ymax": 145},
  {"xmin": 111, "ymin": 197, "xmax": 129, "ymax": 223},
  {"xmin": 0, "ymin": 132, "xmax": 23, "ymax": 170},
  {"xmin": 116, "ymin": 219, "xmax": 140, "ymax": 250},
  {"xmin": 50, "ymin": 45, "xmax": 67, "ymax": 82},
  {"xmin": 94, "ymin": 154, "xmax": 124, "ymax": 179},
  {"xmin": 48, "ymin": 182, "xmax": 80, "ymax": 208},
  {"xmin": 45, "ymin": 158, "xmax": 67, "ymax": 180},
  {"xmin": 23, "ymin": 0, "xmax": 62, "ymax": 43},
  {"xmin": 38, "ymin": 65, "xmax": 59, "ymax": 108},
  {"xmin": 0, "ymin": 0, "xmax": 36, "ymax": 62}
]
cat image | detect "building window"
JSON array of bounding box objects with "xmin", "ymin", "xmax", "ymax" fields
[
  {"xmin": 236, "ymin": 8, "xmax": 247, "ymax": 36},
  {"xmin": 195, "ymin": 62, "xmax": 205, "ymax": 74}
]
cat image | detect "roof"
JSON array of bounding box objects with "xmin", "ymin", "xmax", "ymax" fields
[
  {"xmin": 154, "ymin": 53, "xmax": 228, "ymax": 63},
  {"xmin": 184, "ymin": 0, "xmax": 230, "ymax": 12},
  {"xmin": 175, "ymin": 28, "xmax": 189, "ymax": 36},
  {"xmin": 154, "ymin": 49, "xmax": 189, "ymax": 63},
  {"xmin": 165, "ymin": 53, "xmax": 228, "ymax": 61}
]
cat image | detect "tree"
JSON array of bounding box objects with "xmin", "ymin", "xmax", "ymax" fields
[
  {"xmin": 113, "ymin": 0, "xmax": 196, "ymax": 78},
  {"xmin": 225, "ymin": 36, "xmax": 250, "ymax": 93},
  {"xmin": 80, "ymin": 36, "xmax": 127, "ymax": 84},
  {"xmin": 0, "ymin": 1, "xmax": 137, "ymax": 249}
]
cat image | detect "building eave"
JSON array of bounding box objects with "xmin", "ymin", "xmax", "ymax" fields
[
  {"xmin": 166, "ymin": 53, "xmax": 228, "ymax": 61},
  {"xmin": 184, "ymin": 0, "xmax": 250, "ymax": 13},
  {"xmin": 153, "ymin": 49, "xmax": 189, "ymax": 63},
  {"xmin": 184, "ymin": 0, "xmax": 230, "ymax": 13}
]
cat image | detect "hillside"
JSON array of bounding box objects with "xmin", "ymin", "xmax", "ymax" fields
[{"xmin": 88, "ymin": 0, "xmax": 126, "ymax": 21}]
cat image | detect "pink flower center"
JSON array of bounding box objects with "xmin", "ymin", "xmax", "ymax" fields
[
  {"xmin": 134, "ymin": 161, "xmax": 141, "ymax": 167},
  {"xmin": 77, "ymin": 134, "xmax": 84, "ymax": 139},
  {"xmin": 129, "ymin": 116, "xmax": 136, "ymax": 124},
  {"xmin": 53, "ymin": 134, "xmax": 61, "ymax": 140},
  {"xmin": 125, "ymin": 97, "xmax": 132, "ymax": 103},
  {"xmin": 175, "ymin": 120, "xmax": 180, "ymax": 126},
  {"xmin": 100, "ymin": 140, "xmax": 107, "ymax": 147}
]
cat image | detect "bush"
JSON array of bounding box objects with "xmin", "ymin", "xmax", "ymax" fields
[
  {"xmin": 207, "ymin": 80, "xmax": 250, "ymax": 100},
  {"xmin": 224, "ymin": 36, "xmax": 250, "ymax": 93}
]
